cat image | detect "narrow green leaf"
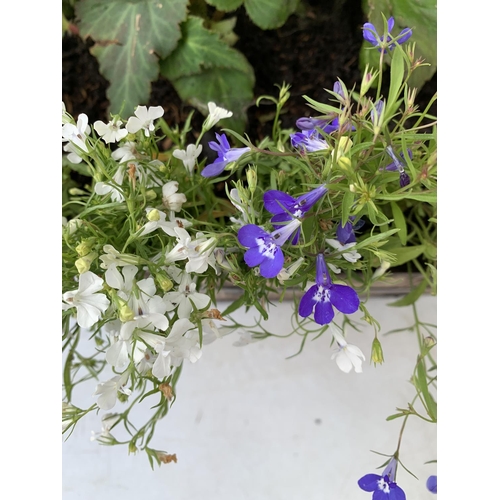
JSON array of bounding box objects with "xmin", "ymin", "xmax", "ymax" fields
[
  {"xmin": 386, "ymin": 412, "xmax": 406, "ymax": 421},
  {"xmin": 415, "ymin": 357, "xmax": 437, "ymax": 421},
  {"xmin": 384, "ymin": 244, "xmax": 425, "ymax": 266},
  {"xmin": 354, "ymin": 228, "xmax": 400, "ymax": 251},
  {"xmin": 388, "ymin": 278, "xmax": 427, "ymax": 307},
  {"xmin": 390, "ymin": 201, "xmax": 407, "ymax": 245},
  {"xmin": 221, "ymin": 293, "xmax": 247, "ymax": 316},
  {"xmin": 388, "ymin": 45, "xmax": 404, "ymax": 111},
  {"xmin": 341, "ymin": 191, "xmax": 355, "ymax": 226},
  {"xmin": 377, "ymin": 192, "xmax": 437, "ymax": 203}
]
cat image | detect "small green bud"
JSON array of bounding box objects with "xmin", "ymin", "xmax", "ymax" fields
[
  {"xmin": 145, "ymin": 189, "xmax": 157, "ymax": 201},
  {"xmin": 338, "ymin": 156, "xmax": 351, "ymax": 171},
  {"xmin": 423, "ymin": 336, "xmax": 436, "ymax": 349},
  {"xmin": 69, "ymin": 187, "xmax": 87, "ymax": 196},
  {"xmin": 156, "ymin": 273, "xmax": 173, "ymax": 292},
  {"xmin": 246, "ymin": 167, "xmax": 257, "ymax": 194},
  {"xmin": 117, "ymin": 297, "xmax": 134, "ymax": 323},
  {"xmin": 147, "ymin": 208, "xmax": 161, "ymax": 222},
  {"xmin": 128, "ymin": 441, "xmax": 138, "ymax": 455},
  {"xmin": 371, "ymin": 337, "xmax": 384, "ymax": 365}
]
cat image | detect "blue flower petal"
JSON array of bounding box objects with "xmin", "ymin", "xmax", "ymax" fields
[
  {"xmin": 314, "ymin": 299, "xmax": 334, "ymax": 325},
  {"xmin": 362, "ymin": 23, "xmax": 379, "ymax": 45},
  {"xmin": 389, "ymin": 484, "xmax": 406, "ymax": 500},
  {"xmin": 299, "ymin": 285, "xmax": 318, "ymax": 318},
  {"xmin": 387, "ymin": 17, "xmax": 395, "ymax": 32},
  {"xmin": 263, "ymin": 190, "xmax": 296, "ymax": 214},
  {"xmin": 329, "ymin": 285, "xmax": 360, "ymax": 314},
  {"xmin": 373, "ymin": 490, "xmax": 387, "ymax": 500},
  {"xmin": 358, "ymin": 474, "xmax": 381, "ymax": 492},
  {"xmin": 201, "ymin": 159, "xmax": 228, "ymax": 177},
  {"xmin": 259, "ymin": 248, "xmax": 284, "ymax": 278},
  {"xmin": 397, "ymin": 28, "xmax": 412, "ymax": 44},
  {"xmin": 238, "ymin": 224, "xmax": 269, "ymax": 247},
  {"xmin": 426, "ymin": 475, "xmax": 437, "ymax": 494},
  {"xmin": 244, "ymin": 246, "xmax": 266, "ymax": 267}
]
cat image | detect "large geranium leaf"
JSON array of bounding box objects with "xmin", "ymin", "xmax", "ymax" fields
[
  {"xmin": 244, "ymin": 0, "xmax": 299, "ymax": 29},
  {"xmin": 160, "ymin": 17, "xmax": 253, "ymax": 80},
  {"xmin": 76, "ymin": 0, "xmax": 189, "ymax": 117},
  {"xmin": 161, "ymin": 17, "xmax": 255, "ymax": 133}
]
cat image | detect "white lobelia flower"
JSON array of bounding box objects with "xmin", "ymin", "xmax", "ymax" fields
[
  {"xmin": 149, "ymin": 318, "xmax": 199, "ymax": 379},
  {"xmin": 62, "ymin": 113, "xmax": 90, "ymax": 152},
  {"xmin": 277, "ymin": 257, "xmax": 305, "ymax": 285},
  {"xmin": 325, "ymin": 238, "xmax": 361, "ymax": 263},
  {"xmin": 62, "ymin": 271, "xmax": 110, "ymax": 329},
  {"xmin": 62, "ymin": 101, "xmax": 72, "ymax": 124},
  {"xmin": 94, "ymin": 164, "xmax": 126, "ymax": 202},
  {"xmin": 203, "ymin": 102, "xmax": 233, "ymax": 130},
  {"xmin": 228, "ymin": 188, "xmax": 254, "ymax": 226},
  {"xmin": 106, "ymin": 313, "xmax": 169, "ymax": 369},
  {"xmin": 329, "ymin": 324, "xmax": 365, "ymax": 373},
  {"xmin": 111, "ymin": 141, "xmax": 137, "ymax": 163},
  {"xmin": 126, "ymin": 105, "xmax": 164, "ymax": 137},
  {"xmin": 164, "ymin": 273, "xmax": 211, "ymax": 319},
  {"xmin": 233, "ymin": 330, "xmax": 260, "ymax": 347},
  {"xmin": 90, "ymin": 413, "xmax": 120, "ymax": 443},
  {"xmin": 93, "ymin": 117, "xmax": 128, "ymax": 144},
  {"xmin": 99, "ymin": 245, "xmax": 142, "ymax": 269},
  {"xmin": 172, "ymin": 144, "xmax": 202, "ymax": 175},
  {"xmin": 164, "ymin": 227, "xmax": 217, "ymax": 274},
  {"xmin": 93, "ymin": 373, "xmax": 131, "ymax": 411},
  {"xmin": 140, "ymin": 208, "xmax": 192, "ymax": 238},
  {"xmin": 162, "ymin": 181, "xmax": 187, "ymax": 212}
]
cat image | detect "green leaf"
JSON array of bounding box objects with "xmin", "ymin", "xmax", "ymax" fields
[
  {"xmin": 387, "ymin": 44, "xmax": 404, "ymax": 111},
  {"xmin": 376, "ymin": 191, "xmax": 436, "ymax": 203},
  {"xmin": 76, "ymin": 0, "xmax": 189, "ymax": 117},
  {"xmin": 384, "ymin": 244, "xmax": 424, "ymax": 266},
  {"xmin": 415, "ymin": 356, "xmax": 437, "ymax": 421},
  {"xmin": 388, "ymin": 278, "xmax": 427, "ymax": 307},
  {"xmin": 221, "ymin": 293, "xmax": 247, "ymax": 316},
  {"xmin": 341, "ymin": 191, "xmax": 355, "ymax": 226},
  {"xmin": 161, "ymin": 17, "xmax": 255, "ymax": 133},
  {"xmin": 390, "ymin": 201, "xmax": 407, "ymax": 245},
  {"xmin": 160, "ymin": 17, "xmax": 253, "ymax": 80},
  {"xmin": 245, "ymin": 0, "xmax": 299, "ymax": 29},
  {"xmin": 205, "ymin": 0, "xmax": 244, "ymax": 11}
]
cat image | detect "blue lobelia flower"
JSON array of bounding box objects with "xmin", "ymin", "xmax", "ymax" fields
[
  {"xmin": 363, "ymin": 17, "xmax": 412, "ymax": 53},
  {"xmin": 426, "ymin": 475, "xmax": 437, "ymax": 494},
  {"xmin": 298, "ymin": 253, "xmax": 360, "ymax": 325},
  {"xmin": 263, "ymin": 184, "xmax": 328, "ymax": 244},
  {"xmin": 290, "ymin": 128, "xmax": 329, "ymax": 152},
  {"xmin": 201, "ymin": 133, "xmax": 250, "ymax": 178},
  {"xmin": 383, "ymin": 146, "xmax": 413, "ymax": 187},
  {"xmin": 238, "ymin": 218, "xmax": 302, "ymax": 278},
  {"xmin": 358, "ymin": 457, "xmax": 406, "ymax": 500},
  {"xmin": 336, "ymin": 216, "xmax": 365, "ymax": 245}
]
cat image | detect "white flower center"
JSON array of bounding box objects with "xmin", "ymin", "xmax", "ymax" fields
[
  {"xmin": 257, "ymin": 237, "xmax": 277, "ymax": 259},
  {"xmin": 377, "ymin": 477, "xmax": 390, "ymax": 493},
  {"xmin": 313, "ymin": 285, "xmax": 331, "ymax": 303}
]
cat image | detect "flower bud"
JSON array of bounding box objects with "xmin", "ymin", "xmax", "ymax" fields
[
  {"xmin": 128, "ymin": 441, "xmax": 138, "ymax": 454},
  {"xmin": 246, "ymin": 167, "xmax": 257, "ymax": 194},
  {"xmin": 76, "ymin": 238, "xmax": 95, "ymax": 257},
  {"xmin": 371, "ymin": 337, "xmax": 384, "ymax": 365},
  {"xmin": 423, "ymin": 336, "xmax": 436, "ymax": 349},
  {"xmin": 75, "ymin": 252, "xmax": 98, "ymax": 274},
  {"xmin": 69, "ymin": 187, "xmax": 88, "ymax": 196},
  {"xmin": 147, "ymin": 208, "xmax": 161, "ymax": 222},
  {"xmin": 360, "ymin": 66, "xmax": 379, "ymax": 97},
  {"xmin": 145, "ymin": 189, "xmax": 157, "ymax": 201},
  {"xmin": 117, "ymin": 300, "xmax": 134, "ymax": 323},
  {"xmin": 156, "ymin": 273, "xmax": 173, "ymax": 292},
  {"xmin": 338, "ymin": 156, "xmax": 351, "ymax": 171}
]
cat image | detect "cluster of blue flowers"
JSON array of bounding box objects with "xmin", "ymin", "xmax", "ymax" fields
[{"xmin": 237, "ymin": 184, "xmax": 361, "ymax": 325}]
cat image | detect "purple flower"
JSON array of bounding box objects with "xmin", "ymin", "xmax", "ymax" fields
[
  {"xmin": 383, "ymin": 146, "xmax": 412, "ymax": 188},
  {"xmin": 333, "ymin": 81, "xmax": 346, "ymax": 100},
  {"xmin": 290, "ymin": 129, "xmax": 329, "ymax": 152},
  {"xmin": 426, "ymin": 475, "xmax": 437, "ymax": 494},
  {"xmin": 371, "ymin": 99, "xmax": 385, "ymax": 126},
  {"xmin": 337, "ymin": 217, "xmax": 355, "ymax": 245},
  {"xmin": 263, "ymin": 185, "xmax": 328, "ymax": 244},
  {"xmin": 238, "ymin": 219, "xmax": 302, "ymax": 278},
  {"xmin": 363, "ymin": 17, "xmax": 412, "ymax": 53},
  {"xmin": 298, "ymin": 253, "xmax": 360, "ymax": 325},
  {"xmin": 358, "ymin": 457, "xmax": 406, "ymax": 500},
  {"xmin": 201, "ymin": 133, "xmax": 250, "ymax": 178}
]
